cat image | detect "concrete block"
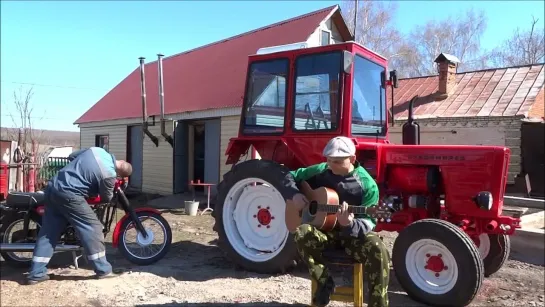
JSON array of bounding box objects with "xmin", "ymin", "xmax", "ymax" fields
[{"xmin": 510, "ymin": 228, "xmax": 544, "ymax": 266}]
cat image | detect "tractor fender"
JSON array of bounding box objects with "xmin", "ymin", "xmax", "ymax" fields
[{"xmin": 111, "ymin": 207, "xmax": 162, "ymax": 248}]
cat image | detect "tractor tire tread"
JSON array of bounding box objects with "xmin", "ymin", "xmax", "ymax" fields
[
  {"xmin": 483, "ymin": 233, "xmax": 510, "ymax": 277},
  {"xmin": 212, "ymin": 159, "xmax": 298, "ymax": 275},
  {"xmin": 392, "ymin": 218, "xmax": 484, "ymax": 307}
]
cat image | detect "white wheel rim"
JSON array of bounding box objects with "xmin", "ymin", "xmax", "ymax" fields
[
  {"xmin": 223, "ymin": 177, "xmax": 289, "ymax": 262},
  {"xmin": 475, "ymin": 234, "xmax": 490, "ymax": 259},
  {"xmin": 405, "ymin": 239, "xmax": 458, "ymax": 295},
  {"xmin": 122, "ymin": 216, "xmax": 168, "ymax": 260}
]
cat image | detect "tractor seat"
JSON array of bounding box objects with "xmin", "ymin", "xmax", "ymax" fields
[{"xmin": 5, "ymin": 191, "xmax": 46, "ymax": 208}]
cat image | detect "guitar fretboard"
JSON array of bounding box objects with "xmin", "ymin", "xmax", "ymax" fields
[{"xmin": 316, "ymin": 204, "xmax": 367, "ymax": 214}]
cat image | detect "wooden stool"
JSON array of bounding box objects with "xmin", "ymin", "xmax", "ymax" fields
[{"xmin": 310, "ymin": 250, "xmax": 364, "ymax": 307}]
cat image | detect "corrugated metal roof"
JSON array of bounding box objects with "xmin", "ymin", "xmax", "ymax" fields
[
  {"xmin": 390, "ymin": 63, "xmax": 545, "ymax": 119},
  {"xmin": 75, "ymin": 5, "xmax": 339, "ymax": 124}
]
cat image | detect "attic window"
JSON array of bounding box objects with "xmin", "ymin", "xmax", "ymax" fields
[{"xmin": 321, "ymin": 30, "xmax": 331, "ymax": 46}]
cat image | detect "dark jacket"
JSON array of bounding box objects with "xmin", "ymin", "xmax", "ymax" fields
[
  {"xmin": 48, "ymin": 147, "xmax": 117, "ymax": 202},
  {"xmin": 285, "ymin": 161, "xmax": 379, "ymax": 239}
]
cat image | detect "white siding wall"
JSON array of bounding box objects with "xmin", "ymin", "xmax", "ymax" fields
[
  {"xmin": 80, "ymin": 125, "xmax": 127, "ymax": 161},
  {"xmin": 220, "ymin": 115, "xmax": 252, "ymax": 180},
  {"xmin": 142, "ymin": 122, "xmax": 173, "ymax": 195},
  {"xmin": 80, "ymin": 122, "xmax": 173, "ymax": 195},
  {"xmin": 306, "ymin": 16, "xmax": 345, "ymax": 47}
]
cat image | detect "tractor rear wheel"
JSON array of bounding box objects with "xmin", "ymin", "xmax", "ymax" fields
[
  {"xmin": 212, "ymin": 159, "xmax": 298, "ymax": 274},
  {"xmin": 473, "ymin": 233, "xmax": 510, "ymax": 277},
  {"xmin": 392, "ymin": 219, "xmax": 484, "ymax": 307}
]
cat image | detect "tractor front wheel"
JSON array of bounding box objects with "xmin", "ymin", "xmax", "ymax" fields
[
  {"xmin": 473, "ymin": 233, "xmax": 510, "ymax": 277},
  {"xmin": 212, "ymin": 159, "xmax": 298, "ymax": 274},
  {"xmin": 392, "ymin": 219, "xmax": 484, "ymax": 307}
]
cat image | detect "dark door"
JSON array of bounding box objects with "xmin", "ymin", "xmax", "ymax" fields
[
  {"xmin": 193, "ymin": 124, "xmax": 205, "ymax": 192},
  {"xmin": 204, "ymin": 119, "xmax": 221, "ymax": 195},
  {"xmin": 127, "ymin": 125, "xmax": 143, "ymax": 190},
  {"xmin": 174, "ymin": 120, "xmax": 189, "ymax": 194},
  {"xmin": 521, "ymin": 122, "xmax": 544, "ymax": 197}
]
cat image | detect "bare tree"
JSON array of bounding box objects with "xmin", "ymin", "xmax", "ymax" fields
[
  {"xmin": 390, "ymin": 8, "xmax": 490, "ymax": 77},
  {"xmin": 340, "ymin": 0, "xmax": 404, "ymax": 60},
  {"xmin": 6, "ymin": 86, "xmax": 48, "ymax": 158},
  {"xmin": 489, "ymin": 16, "xmax": 545, "ymax": 67}
]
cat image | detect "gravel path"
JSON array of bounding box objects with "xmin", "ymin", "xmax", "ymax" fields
[{"xmin": 1, "ymin": 212, "xmax": 543, "ymax": 307}]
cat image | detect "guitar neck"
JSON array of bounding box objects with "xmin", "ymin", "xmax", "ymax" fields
[{"xmin": 316, "ymin": 204, "xmax": 367, "ymax": 214}]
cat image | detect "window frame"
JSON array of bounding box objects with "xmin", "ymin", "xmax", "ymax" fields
[
  {"xmin": 290, "ymin": 50, "xmax": 344, "ymax": 134},
  {"xmin": 320, "ymin": 30, "xmax": 331, "ymax": 46},
  {"xmin": 350, "ymin": 54, "xmax": 388, "ymax": 138},
  {"xmin": 240, "ymin": 57, "xmax": 290, "ymax": 136},
  {"xmin": 95, "ymin": 134, "xmax": 109, "ymax": 152}
]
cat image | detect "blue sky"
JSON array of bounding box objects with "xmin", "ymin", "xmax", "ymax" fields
[{"xmin": 1, "ymin": 0, "xmax": 543, "ymax": 132}]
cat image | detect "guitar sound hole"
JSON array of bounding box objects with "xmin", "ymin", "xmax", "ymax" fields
[{"xmin": 308, "ymin": 201, "xmax": 318, "ymax": 215}]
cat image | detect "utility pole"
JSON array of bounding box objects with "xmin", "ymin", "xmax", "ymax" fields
[{"xmin": 354, "ymin": 0, "xmax": 359, "ymax": 42}]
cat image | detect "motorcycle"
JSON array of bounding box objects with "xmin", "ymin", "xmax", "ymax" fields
[{"xmin": 0, "ymin": 177, "xmax": 172, "ymax": 268}]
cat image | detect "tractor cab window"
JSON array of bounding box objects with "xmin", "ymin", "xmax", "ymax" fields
[
  {"xmin": 351, "ymin": 55, "xmax": 387, "ymax": 136},
  {"xmin": 293, "ymin": 51, "xmax": 341, "ymax": 131},
  {"xmin": 242, "ymin": 59, "xmax": 288, "ymax": 134}
]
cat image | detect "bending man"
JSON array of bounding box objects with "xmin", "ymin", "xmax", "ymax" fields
[{"xmin": 27, "ymin": 147, "xmax": 132, "ymax": 285}]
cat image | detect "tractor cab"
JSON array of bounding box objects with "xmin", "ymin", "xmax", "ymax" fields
[{"xmin": 226, "ymin": 41, "xmax": 398, "ymax": 170}]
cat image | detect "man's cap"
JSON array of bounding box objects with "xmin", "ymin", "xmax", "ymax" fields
[{"xmin": 323, "ymin": 136, "xmax": 356, "ymax": 158}]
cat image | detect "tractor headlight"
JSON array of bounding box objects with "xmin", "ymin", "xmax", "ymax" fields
[{"xmin": 473, "ymin": 191, "xmax": 493, "ymax": 210}]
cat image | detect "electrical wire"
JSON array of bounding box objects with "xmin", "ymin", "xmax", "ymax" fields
[{"xmin": 0, "ymin": 80, "xmax": 107, "ymax": 92}]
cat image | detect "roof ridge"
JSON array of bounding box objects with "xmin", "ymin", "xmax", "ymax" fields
[
  {"xmin": 159, "ymin": 4, "xmax": 338, "ymax": 62},
  {"xmin": 399, "ymin": 62, "xmax": 545, "ymax": 81}
]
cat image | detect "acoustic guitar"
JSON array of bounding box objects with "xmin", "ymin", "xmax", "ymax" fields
[{"xmin": 285, "ymin": 181, "xmax": 393, "ymax": 233}]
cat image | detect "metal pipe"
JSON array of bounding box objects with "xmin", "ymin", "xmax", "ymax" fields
[
  {"xmin": 157, "ymin": 53, "xmax": 174, "ymax": 147},
  {"xmin": 139, "ymin": 57, "xmax": 159, "ymax": 147},
  {"xmin": 158, "ymin": 53, "xmax": 165, "ymax": 131},
  {"xmin": 0, "ymin": 243, "xmax": 82, "ymax": 252},
  {"xmin": 139, "ymin": 57, "xmax": 148, "ymax": 124},
  {"xmin": 354, "ymin": 0, "xmax": 359, "ymax": 41}
]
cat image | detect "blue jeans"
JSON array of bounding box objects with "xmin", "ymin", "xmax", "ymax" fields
[{"xmin": 28, "ymin": 188, "xmax": 112, "ymax": 280}]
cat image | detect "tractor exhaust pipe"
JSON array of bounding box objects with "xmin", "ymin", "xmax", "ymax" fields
[
  {"xmin": 401, "ymin": 95, "xmax": 421, "ymax": 145},
  {"xmin": 139, "ymin": 57, "xmax": 159, "ymax": 147},
  {"xmin": 0, "ymin": 243, "xmax": 82, "ymax": 252},
  {"xmin": 157, "ymin": 54, "xmax": 173, "ymax": 147}
]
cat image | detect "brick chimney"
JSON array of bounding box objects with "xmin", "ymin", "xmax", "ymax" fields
[{"xmin": 434, "ymin": 53, "xmax": 460, "ymax": 98}]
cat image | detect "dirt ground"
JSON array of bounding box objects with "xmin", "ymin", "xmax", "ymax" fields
[{"xmin": 1, "ymin": 210, "xmax": 544, "ymax": 307}]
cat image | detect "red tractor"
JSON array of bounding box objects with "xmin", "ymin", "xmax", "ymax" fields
[{"xmin": 212, "ymin": 41, "xmax": 521, "ymax": 306}]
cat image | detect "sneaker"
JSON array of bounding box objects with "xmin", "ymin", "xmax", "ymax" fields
[
  {"xmin": 312, "ymin": 276, "xmax": 335, "ymax": 307},
  {"xmin": 26, "ymin": 274, "xmax": 50, "ymax": 285}
]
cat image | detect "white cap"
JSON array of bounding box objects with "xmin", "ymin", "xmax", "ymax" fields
[{"xmin": 322, "ymin": 136, "xmax": 356, "ymax": 158}]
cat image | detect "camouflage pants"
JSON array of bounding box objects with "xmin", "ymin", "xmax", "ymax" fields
[{"xmin": 294, "ymin": 224, "xmax": 390, "ymax": 307}]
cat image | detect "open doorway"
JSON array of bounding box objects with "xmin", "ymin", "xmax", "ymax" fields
[
  {"xmin": 192, "ymin": 123, "xmax": 205, "ymax": 192},
  {"xmin": 173, "ymin": 118, "xmax": 221, "ymax": 195}
]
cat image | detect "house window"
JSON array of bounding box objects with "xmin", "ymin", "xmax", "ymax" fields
[
  {"xmin": 95, "ymin": 135, "xmax": 109, "ymax": 152},
  {"xmin": 321, "ymin": 30, "xmax": 331, "ymax": 46}
]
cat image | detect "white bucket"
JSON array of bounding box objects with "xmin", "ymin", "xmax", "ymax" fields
[{"xmin": 184, "ymin": 201, "xmax": 199, "ymax": 216}]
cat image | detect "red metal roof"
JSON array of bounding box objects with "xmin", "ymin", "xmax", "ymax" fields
[
  {"xmin": 390, "ymin": 63, "xmax": 545, "ymax": 120},
  {"xmin": 75, "ymin": 5, "xmax": 339, "ymax": 124}
]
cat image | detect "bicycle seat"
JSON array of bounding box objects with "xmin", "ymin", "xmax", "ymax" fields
[{"xmin": 5, "ymin": 191, "xmax": 46, "ymax": 208}]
